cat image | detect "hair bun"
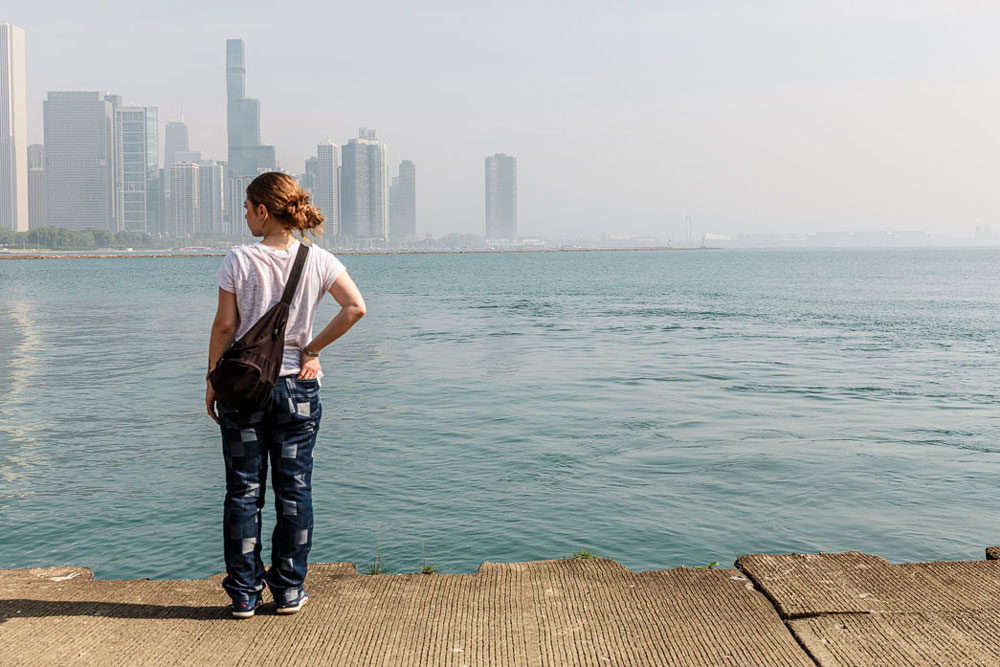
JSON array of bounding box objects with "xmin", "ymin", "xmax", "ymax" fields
[{"xmin": 246, "ymin": 171, "xmax": 325, "ymax": 237}]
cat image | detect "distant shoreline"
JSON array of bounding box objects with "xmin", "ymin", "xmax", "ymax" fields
[{"xmin": 0, "ymin": 246, "xmax": 718, "ymax": 260}]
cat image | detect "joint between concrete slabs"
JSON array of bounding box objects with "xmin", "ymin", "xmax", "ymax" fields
[{"xmin": 736, "ymin": 558, "xmax": 825, "ymax": 667}]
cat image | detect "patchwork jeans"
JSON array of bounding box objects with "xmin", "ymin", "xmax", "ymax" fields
[{"xmin": 217, "ymin": 376, "xmax": 321, "ymax": 606}]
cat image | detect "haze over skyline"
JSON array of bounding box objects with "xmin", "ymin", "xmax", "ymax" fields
[{"xmin": 8, "ymin": 1, "xmax": 1000, "ymax": 239}]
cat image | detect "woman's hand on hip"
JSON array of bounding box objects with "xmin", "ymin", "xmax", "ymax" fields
[
  {"xmin": 299, "ymin": 351, "xmax": 322, "ymax": 380},
  {"xmin": 206, "ymin": 381, "xmax": 219, "ymax": 423}
]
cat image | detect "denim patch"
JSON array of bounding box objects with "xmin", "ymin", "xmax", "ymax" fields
[
  {"xmin": 241, "ymin": 538, "xmax": 256, "ymax": 554},
  {"xmin": 296, "ymin": 402, "xmax": 310, "ymax": 417},
  {"xmin": 281, "ymin": 443, "xmax": 297, "ymax": 458},
  {"xmin": 239, "ymin": 429, "xmax": 257, "ymax": 443},
  {"xmin": 282, "ymin": 499, "xmax": 297, "ymax": 516}
]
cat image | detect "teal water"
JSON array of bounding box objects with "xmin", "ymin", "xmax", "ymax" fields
[{"xmin": 1, "ymin": 248, "xmax": 998, "ymax": 579}]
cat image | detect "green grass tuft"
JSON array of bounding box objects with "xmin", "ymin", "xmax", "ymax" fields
[
  {"xmin": 566, "ymin": 548, "xmax": 600, "ymax": 559},
  {"xmin": 364, "ymin": 525, "xmax": 387, "ymax": 575},
  {"xmin": 420, "ymin": 540, "xmax": 437, "ymax": 574}
]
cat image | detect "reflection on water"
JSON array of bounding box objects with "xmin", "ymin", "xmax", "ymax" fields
[{"xmin": 0, "ymin": 299, "xmax": 44, "ymax": 493}]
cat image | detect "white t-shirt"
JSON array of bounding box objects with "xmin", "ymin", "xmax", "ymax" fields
[{"xmin": 217, "ymin": 239, "xmax": 346, "ymax": 378}]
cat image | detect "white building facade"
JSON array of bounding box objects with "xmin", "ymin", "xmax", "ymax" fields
[
  {"xmin": 314, "ymin": 141, "xmax": 339, "ymax": 236},
  {"xmin": 0, "ymin": 23, "xmax": 28, "ymax": 231}
]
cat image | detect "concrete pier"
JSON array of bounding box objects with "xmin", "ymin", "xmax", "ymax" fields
[{"xmin": 3, "ymin": 551, "xmax": 1000, "ymax": 666}]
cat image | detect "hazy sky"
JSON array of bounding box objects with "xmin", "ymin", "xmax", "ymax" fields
[{"xmin": 9, "ymin": 1, "xmax": 1000, "ymax": 239}]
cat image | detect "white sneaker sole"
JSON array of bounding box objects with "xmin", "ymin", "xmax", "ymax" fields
[
  {"xmin": 275, "ymin": 595, "xmax": 309, "ymax": 614},
  {"xmin": 231, "ymin": 601, "xmax": 261, "ymax": 619}
]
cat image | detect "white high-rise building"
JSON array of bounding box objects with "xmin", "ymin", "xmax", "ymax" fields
[
  {"xmin": 314, "ymin": 141, "xmax": 339, "ymax": 235},
  {"xmin": 340, "ymin": 128, "xmax": 388, "ymax": 242},
  {"xmin": 0, "ymin": 23, "xmax": 28, "ymax": 231},
  {"xmin": 197, "ymin": 160, "xmax": 225, "ymax": 235},
  {"xmin": 227, "ymin": 174, "xmax": 254, "ymax": 240},
  {"xmin": 170, "ymin": 162, "xmax": 199, "ymax": 237}
]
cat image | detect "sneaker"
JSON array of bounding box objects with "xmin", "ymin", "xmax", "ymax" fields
[
  {"xmin": 275, "ymin": 590, "xmax": 309, "ymax": 615},
  {"xmin": 231, "ymin": 595, "xmax": 263, "ymax": 619}
]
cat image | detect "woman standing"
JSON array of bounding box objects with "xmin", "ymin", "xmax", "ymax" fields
[{"xmin": 206, "ymin": 172, "xmax": 366, "ymax": 618}]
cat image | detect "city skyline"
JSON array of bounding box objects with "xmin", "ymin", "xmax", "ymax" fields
[{"xmin": 6, "ymin": 4, "xmax": 1000, "ymax": 240}]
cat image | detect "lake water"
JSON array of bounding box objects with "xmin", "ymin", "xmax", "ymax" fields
[{"xmin": 1, "ymin": 248, "xmax": 998, "ymax": 579}]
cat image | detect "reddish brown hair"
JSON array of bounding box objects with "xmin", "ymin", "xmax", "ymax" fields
[{"xmin": 246, "ymin": 172, "xmax": 324, "ymax": 238}]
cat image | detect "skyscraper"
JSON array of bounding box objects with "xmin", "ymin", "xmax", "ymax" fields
[
  {"xmin": 227, "ymin": 174, "xmax": 253, "ymax": 240},
  {"xmin": 43, "ymin": 92, "xmax": 116, "ymax": 231},
  {"xmin": 171, "ymin": 162, "xmax": 199, "ymax": 237},
  {"xmin": 225, "ymin": 39, "xmax": 275, "ymax": 179},
  {"xmin": 197, "ymin": 160, "xmax": 225, "ymax": 235},
  {"xmin": 27, "ymin": 144, "xmax": 44, "ymax": 229},
  {"xmin": 160, "ymin": 120, "xmax": 189, "ymax": 236},
  {"xmin": 314, "ymin": 141, "xmax": 339, "ymax": 236},
  {"xmin": 391, "ymin": 159, "xmax": 416, "ymax": 242},
  {"xmin": 0, "ymin": 23, "xmax": 28, "ymax": 231},
  {"xmin": 485, "ymin": 153, "xmax": 516, "ymax": 240},
  {"xmin": 388, "ymin": 175, "xmax": 398, "ymax": 238},
  {"xmin": 340, "ymin": 128, "xmax": 388, "ymax": 242},
  {"xmin": 163, "ymin": 121, "xmax": 189, "ymax": 175},
  {"xmin": 114, "ymin": 106, "xmax": 158, "ymax": 233},
  {"xmin": 301, "ymin": 156, "xmax": 318, "ymax": 193}
]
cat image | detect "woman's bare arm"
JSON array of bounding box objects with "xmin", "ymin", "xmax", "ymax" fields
[{"xmin": 297, "ymin": 271, "xmax": 366, "ymax": 379}]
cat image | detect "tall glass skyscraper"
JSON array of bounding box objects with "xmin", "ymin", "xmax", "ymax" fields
[
  {"xmin": 43, "ymin": 92, "xmax": 116, "ymax": 231},
  {"xmin": 225, "ymin": 39, "xmax": 275, "ymax": 179},
  {"xmin": 115, "ymin": 106, "xmax": 158, "ymax": 233},
  {"xmin": 485, "ymin": 153, "xmax": 517, "ymax": 240},
  {"xmin": 340, "ymin": 128, "xmax": 388, "ymax": 242},
  {"xmin": 0, "ymin": 22, "xmax": 28, "ymax": 231}
]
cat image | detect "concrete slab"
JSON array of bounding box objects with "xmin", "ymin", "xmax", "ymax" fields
[
  {"xmin": 790, "ymin": 611, "xmax": 1000, "ymax": 667},
  {"xmin": 0, "ymin": 558, "xmax": 811, "ymax": 667},
  {"xmin": 735, "ymin": 552, "xmax": 1000, "ymax": 667},
  {"xmin": 736, "ymin": 552, "xmax": 1000, "ymax": 617}
]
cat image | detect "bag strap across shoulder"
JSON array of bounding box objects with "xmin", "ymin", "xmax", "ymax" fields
[{"xmin": 279, "ymin": 243, "xmax": 311, "ymax": 305}]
